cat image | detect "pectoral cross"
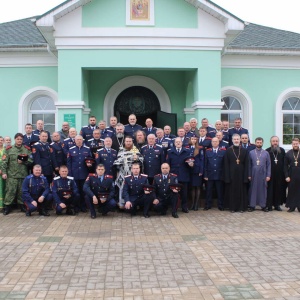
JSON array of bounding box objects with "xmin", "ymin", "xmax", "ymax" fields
[
  {"xmin": 274, "ymin": 159, "xmax": 278, "ymax": 164},
  {"xmin": 256, "ymin": 160, "xmax": 260, "ymax": 166},
  {"xmin": 236, "ymin": 159, "xmax": 240, "ymax": 164},
  {"xmin": 295, "ymin": 161, "xmax": 298, "ymax": 166}
]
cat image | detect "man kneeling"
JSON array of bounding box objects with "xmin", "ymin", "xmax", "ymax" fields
[
  {"xmin": 83, "ymin": 164, "xmax": 116, "ymax": 219},
  {"xmin": 152, "ymin": 163, "xmax": 180, "ymax": 218},
  {"xmin": 122, "ymin": 163, "xmax": 153, "ymax": 218},
  {"xmin": 22, "ymin": 164, "xmax": 51, "ymax": 216},
  {"xmin": 52, "ymin": 165, "xmax": 79, "ymax": 215}
]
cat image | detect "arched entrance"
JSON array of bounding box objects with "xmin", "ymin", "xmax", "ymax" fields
[{"xmin": 114, "ymin": 86, "xmax": 161, "ymax": 125}]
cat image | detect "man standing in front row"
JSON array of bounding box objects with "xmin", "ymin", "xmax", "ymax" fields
[
  {"xmin": 22, "ymin": 164, "xmax": 51, "ymax": 216},
  {"xmin": 152, "ymin": 163, "xmax": 180, "ymax": 218},
  {"xmin": 122, "ymin": 163, "xmax": 153, "ymax": 218},
  {"xmin": 83, "ymin": 164, "xmax": 116, "ymax": 219},
  {"xmin": 248, "ymin": 137, "xmax": 271, "ymax": 212},
  {"xmin": 284, "ymin": 138, "xmax": 300, "ymax": 212},
  {"xmin": 2, "ymin": 133, "xmax": 33, "ymax": 215}
]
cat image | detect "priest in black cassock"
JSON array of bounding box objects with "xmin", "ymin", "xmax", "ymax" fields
[
  {"xmin": 265, "ymin": 136, "xmax": 286, "ymax": 211},
  {"xmin": 284, "ymin": 138, "xmax": 300, "ymax": 212},
  {"xmin": 223, "ymin": 133, "xmax": 249, "ymax": 212}
]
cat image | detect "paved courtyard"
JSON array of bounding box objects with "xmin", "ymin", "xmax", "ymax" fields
[{"xmin": 1, "ymin": 207, "xmax": 300, "ymax": 300}]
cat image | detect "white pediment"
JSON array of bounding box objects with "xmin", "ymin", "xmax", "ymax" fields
[{"xmin": 36, "ymin": 0, "xmax": 245, "ymax": 51}]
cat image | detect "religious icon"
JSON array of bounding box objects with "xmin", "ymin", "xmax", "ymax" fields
[{"xmin": 131, "ymin": 0, "xmax": 149, "ymax": 21}]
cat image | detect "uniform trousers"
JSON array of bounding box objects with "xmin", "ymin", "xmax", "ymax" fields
[
  {"xmin": 205, "ymin": 180, "xmax": 224, "ymax": 208},
  {"xmin": 125, "ymin": 194, "xmax": 153, "ymax": 215},
  {"xmin": 85, "ymin": 195, "xmax": 117, "ymax": 217},
  {"xmin": 178, "ymin": 182, "xmax": 188, "ymax": 210},
  {"xmin": 75, "ymin": 179, "xmax": 86, "ymax": 211},
  {"xmin": 55, "ymin": 196, "xmax": 79, "ymax": 214},
  {"xmin": 4, "ymin": 178, "xmax": 23, "ymax": 206},
  {"xmin": 24, "ymin": 194, "xmax": 52, "ymax": 213},
  {"xmin": 153, "ymin": 193, "xmax": 179, "ymax": 214}
]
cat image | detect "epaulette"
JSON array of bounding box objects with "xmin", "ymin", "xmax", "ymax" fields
[
  {"xmin": 29, "ymin": 174, "xmax": 34, "ymax": 178},
  {"xmin": 69, "ymin": 146, "xmax": 76, "ymax": 149},
  {"xmin": 24, "ymin": 145, "xmax": 31, "ymax": 151},
  {"xmin": 167, "ymin": 148, "xmax": 171, "ymax": 151},
  {"xmin": 205, "ymin": 137, "xmax": 212, "ymax": 140},
  {"xmin": 206, "ymin": 148, "xmax": 213, "ymax": 151},
  {"xmin": 154, "ymin": 174, "xmax": 161, "ymax": 177},
  {"xmin": 125, "ymin": 175, "xmax": 131, "ymax": 178},
  {"xmin": 155, "ymin": 144, "xmax": 162, "ymax": 148},
  {"xmin": 164, "ymin": 137, "xmax": 171, "ymax": 141},
  {"xmin": 249, "ymin": 143, "xmax": 255, "ymax": 146},
  {"xmin": 141, "ymin": 174, "xmax": 148, "ymax": 177},
  {"xmin": 89, "ymin": 173, "xmax": 96, "ymax": 177},
  {"xmin": 67, "ymin": 176, "xmax": 74, "ymax": 180},
  {"xmin": 54, "ymin": 176, "xmax": 60, "ymax": 180},
  {"xmin": 88, "ymin": 138, "xmax": 94, "ymax": 141},
  {"xmin": 124, "ymin": 124, "xmax": 129, "ymax": 126},
  {"xmin": 229, "ymin": 127, "xmax": 234, "ymax": 130},
  {"xmin": 33, "ymin": 134, "xmax": 39, "ymax": 137},
  {"xmin": 34, "ymin": 142, "xmax": 39, "ymax": 145},
  {"xmin": 170, "ymin": 173, "xmax": 177, "ymax": 176},
  {"xmin": 219, "ymin": 147, "xmax": 226, "ymax": 151},
  {"xmin": 141, "ymin": 145, "xmax": 147, "ymax": 149},
  {"xmin": 222, "ymin": 141, "xmax": 229, "ymax": 144},
  {"xmin": 184, "ymin": 146, "xmax": 189, "ymax": 148},
  {"xmin": 50, "ymin": 142, "xmax": 55, "ymax": 145},
  {"xmin": 64, "ymin": 138, "xmax": 71, "ymax": 141},
  {"xmin": 105, "ymin": 175, "xmax": 113, "ymax": 179},
  {"xmin": 84, "ymin": 145, "xmax": 90, "ymax": 149},
  {"xmin": 97, "ymin": 148, "xmax": 104, "ymax": 152},
  {"xmin": 82, "ymin": 126, "xmax": 88, "ymax": 128}
]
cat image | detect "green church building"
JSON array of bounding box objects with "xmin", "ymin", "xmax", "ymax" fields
[{"xmin": 0, "ymin": 0, "xmax": 300, "ymax": 147}]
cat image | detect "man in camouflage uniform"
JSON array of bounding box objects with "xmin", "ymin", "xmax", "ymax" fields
[{"xmin": 2, "ymin": 133, "xmax": 33, "ymax": 215}]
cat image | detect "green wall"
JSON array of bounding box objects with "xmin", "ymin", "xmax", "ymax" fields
[
  {"xmin": 82, "ymin": 0, "xmax": 197, "ymax": 28},
  {"xmin": 222, "ymin": 68, "xmax": 300, "ymax": 142},
  {"xmin": 0, "ymin": 67, "xmax": 57, "ymax": 138}
]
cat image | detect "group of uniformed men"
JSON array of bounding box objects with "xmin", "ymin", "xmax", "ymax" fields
[{"xmin": 1, "ymin": 114, "xmax": 299, "ymax": 219}]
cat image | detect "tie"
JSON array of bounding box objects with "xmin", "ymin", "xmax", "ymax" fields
[
  {"xmin": 177, "ymin": 148, "xmax": 180, "ymax": 153},
  {"xmin": 99, "ymin": 177, "xmax": 103, "ymax": 183},
  {"xmin": 107, "ymin": 148, "xmax": 110, "ymax": 154},
  {"xmin": 163, "ymin": 175, "xmax": 167, "ymax": 182},
  {"xmin": 148, "ymin": 128, "xmax": 151, "ymax": 132},
  {"xmin": 135, "ymin": 177, "xmax": 138, "ymax": 180},
  {"xmin": 214, "ymin": 149, "xmax": 217, "ymax": 153}
]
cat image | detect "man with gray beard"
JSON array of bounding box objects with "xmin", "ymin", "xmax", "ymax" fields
[
  {"xmin": 265, "ymin": 136, "xmax": 286, "ymax": 211},
  {"xmin": 112, "ymin": 123, "xmax": 125, "ymax": 152}
]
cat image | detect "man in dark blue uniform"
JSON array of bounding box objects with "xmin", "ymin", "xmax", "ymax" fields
[
  {"xmin": 228, "ymin": 117, "xmax": 249, "ymax": 145},
  {"xmin": 183, "ymin": 122, "xmax": 195, "ymax": 139},
  {"xmin": 22, "ymin": 164, "xmax": 51, "ymax": 216},
  {"xmin": 86, "ymin": 129, "xmax": 104, "ymax": 157},
  {"xmin": 23, "ymin": 123, "xmax": 39, "ymax": 148},
  {"xmin": 140, "ymin": 134, "xmax": 165, "ymax": 184},
  {"xmin": 198, "ymin": 127, "xmax": 212, "ymax": 155},
  {"xmin": 122, "ymin": 163, "xmax": 153, "ymax": 218},
  {"xmin": 152, "ymin": 163, "xmax": 180, "ymax": 218},
  {"xmin": 95, "ymin": 137, "xmax": 117, "ymax": 178},
  {"xmin": 201, "ymin": 118, "xmax": 215, "ymax": 137},
  {"xmin": 167, "ymin": 137, "xmax": 194, "ymax": 213},
  {"xmin": 50, "ymin": 132, "xmax": 66, "ymax": 174},
  {"xmin": 204, "ymin": 137, "xmax": 226, "ymax": 210},
  {"xmin": 106, "ymin": 116, "xmax": 118, "ymax": 136},
  {"xmin": 216, "ymin": 131, "xmax": 229, "ymax": 149},
  {"xmin": 156, "ymin": 128, "xmax": 173, "ymax": 155},
  {"xmin": 143, "ymin": 118, "xmax": 157, "ymax": 137},
  {"xmin": 52, "ymin": 165, "xmax": 79, "ymax": 215},
  {"xmin": 163, "ymin": 125, "xmax": 176, "ymax": 139},
  {"xmin": 33, "ymin": 120, "xmax": 51, "ymax": 143},
  {"xmin": 240, "ymin": 133, "xmax": 255, "ymax": 152},
  {"xmin": 124, "ymin": 114, "xmax": 143, "ymax": 139},
  {"xmin": 80, "ymin": 116, "xmax": 99, "ymax": 143},
  {"xmin": 62, "ymin": 128, "xmax": 77, "ymax": 155},
  {"xmin": 83, "ymin": 164, "xmax": 117, "ymax": 219},
  {"xmin": 67, "ymin": 135, "xmax": 92, "ymax": 212},
  {"xmin": 177, "ymin": 127, "xmax": 190, "ymax": 147},
  {"xmin": 32, "ymin": 131, "xmax": 54, "ymax": 184}
]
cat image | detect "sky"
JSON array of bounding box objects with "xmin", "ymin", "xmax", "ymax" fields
[{"xmin": 0, "ymin": 0, "xmax": 300, "ymax": 34}]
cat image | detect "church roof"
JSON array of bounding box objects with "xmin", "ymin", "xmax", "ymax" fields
[
  {"xmin": 0, "ymin": 17, "xmax": 47, "ymax": 48},
  {"xmin": 228, "ymin": 23, "xmax": 300, "ymax": 51}
]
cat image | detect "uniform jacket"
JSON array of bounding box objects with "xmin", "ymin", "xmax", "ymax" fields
[
  {"xmin": 22, "ymin": 174, "xmax": 50, "ymax": 202},
  {"xmin": 83, "ymin": 174, "xmax": 115, "ymax": 200},
  {"xmin": 101, "ymin": 128, "xmax": 114, "ymax": 138},
  {"xmin": 80, "ymin": 125, "xmax": 99, "ymax": 142},
  {"xmin": 67, "ymin": 145, "xmax": 92, "ymax": 180},
  {"xmin": 62, "ymin": 137, "xmax": 76, "ymax": 155},
  {"xmin": 228, "ymin": 127, "xmax": 249, "ymax": 145},
  {"xmin": 50, "ymin": 141, "xmax": 66, "ymax": 169},
  {"xmin": 32, "ymin": 142, "xmax": 54, "ymax": 176},
  {"xmin": 153, "ymin": 173, "xmax": 178, "ymax": 200},
  {"xmin": 52, "ymin": 176, "xmax": 79, "ymax": 204},
  {"xmin": 23, "ymin": 134, "xmax": 39, "ymax": 148},
  {"xmin": 204, "ymin": 147, "xmax": 226, "ymax": 180},
  {"xmin": 140, "ymin": 144, "xmax": 165, "ymax": 177},
  {"xmin": 95, "ymin": 148, "xmax": 118, "ymax": 177},
  {"xmin": 166, "ymin": 147, "xmax": 191, "ymax": 182},
  {"xmin": 143, "ymin": 127, "xmax": 157, "ymax": 136},
  {"xmin": 33, "ymin": 129, "xmax": 51, "ymax": 143},
  {"xmin": 124, "ymin": 124, "xmax": 143, "ymax": 139},
  {"xmin": 122, "ymin": 174, "xmax": 149, "ymax": 203}
]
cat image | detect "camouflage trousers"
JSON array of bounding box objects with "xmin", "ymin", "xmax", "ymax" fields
[{"xmin": 4, "ymin": 178, "xmax": 23, "ymax": 206}]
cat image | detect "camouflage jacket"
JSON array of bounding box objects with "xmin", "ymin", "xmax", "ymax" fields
[{"xmin": 2, "ymin": 145, "xmax": 33, "ymax": 178}]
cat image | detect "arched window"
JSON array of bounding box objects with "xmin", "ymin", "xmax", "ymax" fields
[
  {"xmin": 221, "ymin": 96, "xmax": 242, "ymax": 127},
  {"xmin": 29, "ymin": 96, "xmax": 56, "ymax": 133},
  {"xmin": 282, "ymin": 96, "xmax": 300, "ymax": 144}
]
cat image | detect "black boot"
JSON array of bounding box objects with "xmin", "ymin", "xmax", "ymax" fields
[
  {"xmin": 39, "ymin": 209, "xmax": 50, "ymax": 216},
  {"xmin": 3, "ymin": 205, "xmax": 11, "ymax": 215},
  {"xmin": 19, "ymin": 204, "xmax": 26, "ymax": 212}
]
